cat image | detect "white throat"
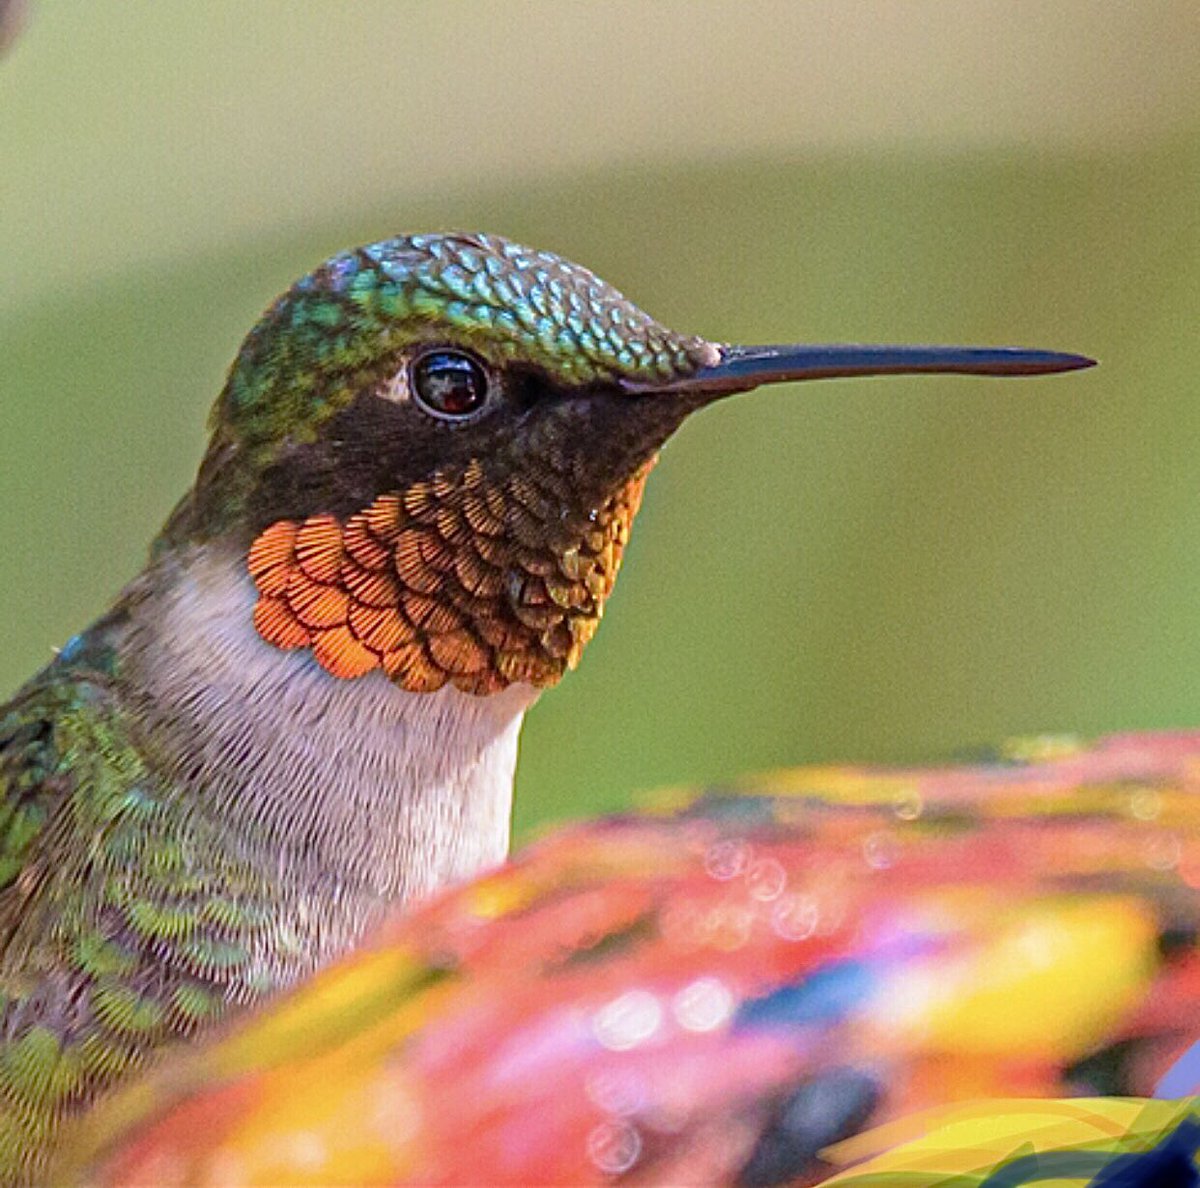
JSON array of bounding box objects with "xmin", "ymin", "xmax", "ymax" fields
[{"xmin": 118, "ymin": 545, "xmax": 538, "ymax": 923}]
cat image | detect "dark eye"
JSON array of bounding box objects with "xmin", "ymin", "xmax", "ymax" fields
[{"xmin": 410, "ymin": 350, "xmax": 490, "ymax": 419}]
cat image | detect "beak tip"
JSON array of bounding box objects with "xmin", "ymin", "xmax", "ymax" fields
[{"xmin": 1017, "ymin": 349, "xmax": 1097, "ymax": 375}]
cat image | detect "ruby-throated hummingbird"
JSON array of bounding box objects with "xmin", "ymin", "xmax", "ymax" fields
[{"xmin": 0, "ymin": 232, "xmax": 1091, "ymax": 1181}]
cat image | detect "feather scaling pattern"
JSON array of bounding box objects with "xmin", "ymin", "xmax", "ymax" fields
[
  {"xmin": 248, "ymin": 464, "xmax": 648, "ymax": 693},
  {"xmin": 0, "ymin": 638, "xmax": 274, "ymax": 1173}
]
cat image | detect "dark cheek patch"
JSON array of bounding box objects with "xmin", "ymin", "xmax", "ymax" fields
[{"xmin": 247, "ymin": 459, "xmax": 651, "ymax": 695}]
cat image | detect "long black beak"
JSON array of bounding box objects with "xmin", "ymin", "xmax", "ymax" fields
[{"xmin": 624, "ymin": 343, "xmax": 1095, "ymax": 398}]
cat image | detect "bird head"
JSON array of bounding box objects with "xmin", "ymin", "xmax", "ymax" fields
[{"xmin": 161, "ymin": 232, "xmax": 1091, "ymax": 696}]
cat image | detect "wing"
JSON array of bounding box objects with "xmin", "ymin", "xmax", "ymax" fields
[
  {"xmin": 0, "ymin": 679, "xmax": 71, "ymax": 899},
  {"xmin": 0, "ymin": 628, "xmax": 143, "ymax": 914},
  {"xmin": 59, "ymin": 731, "xmax": 1200, "ymax": 1186},
  {"xmin": 0, "ymin": 648, "xmax": 253, "ymax": 1182},
  {"xmin": 0, "ymin": 655, "xmax": 168, "ymax": 1173},
  {"xmin": 0, "ymin": 662, "xmax": 115, "ymax": 1172}
]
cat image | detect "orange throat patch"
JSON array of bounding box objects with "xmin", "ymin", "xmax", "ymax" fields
[{"xmin": 248, "ymin": 461, "xmax": 649, "ymax": 695}]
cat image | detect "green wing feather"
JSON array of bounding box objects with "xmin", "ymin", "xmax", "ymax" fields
[{"xmin": 0, "ymin": 644, "xmax": 260, "ymax": 1183}]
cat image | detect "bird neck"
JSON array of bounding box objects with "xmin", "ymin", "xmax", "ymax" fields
[{"xmin": 110, "ymin": 542, "xmax": 537, "ymax": 925}]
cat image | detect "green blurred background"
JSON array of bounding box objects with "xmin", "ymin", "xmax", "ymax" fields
[{"xmin": 3, "ymin": 3, "xmax": 1199, "ymax": 835}]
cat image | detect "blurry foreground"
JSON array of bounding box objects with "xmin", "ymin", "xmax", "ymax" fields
[{"xmin": 62, "ymin": 733, "xmax": 1200, "ymax": 1184}]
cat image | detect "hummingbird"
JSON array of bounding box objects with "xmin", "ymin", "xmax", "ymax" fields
[{"xmin": 0, "ymin": 231, "xmax": 1091, "ymax": 1181}]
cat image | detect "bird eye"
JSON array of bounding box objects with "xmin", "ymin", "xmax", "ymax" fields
[{"xmin": 410, "ymin": 350, "xmax": 490, "ymax": 419}]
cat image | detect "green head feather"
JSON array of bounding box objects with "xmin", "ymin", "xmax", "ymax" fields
[{"xmin": 218, "ymin": 232, "xmax": 711, "ymax": 452}]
